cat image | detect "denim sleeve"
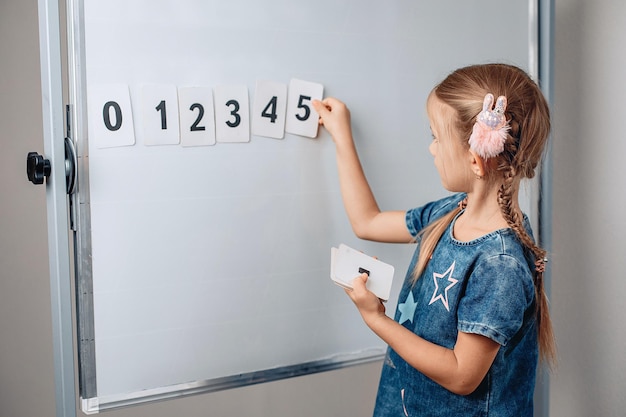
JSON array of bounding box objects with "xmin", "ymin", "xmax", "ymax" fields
[
  {"xmin": 457, "ymin": 254, "xmax": 534, "ymax": 346},
  {"xmin": 405, "ymin": 193, "xmax": 466, "ymax": 238}
]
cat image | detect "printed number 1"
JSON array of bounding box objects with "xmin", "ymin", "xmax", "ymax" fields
[
  {"xmin": 295, "ymin": 95, "xmax": 311, "ymax": 121},
  {"xmin": 155, "ymin": 100, "xmax": 167, "ymax": 130}
]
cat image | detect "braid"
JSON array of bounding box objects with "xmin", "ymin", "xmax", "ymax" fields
[{"xmin": 498, "ymin": 165, "xmax": 556, "ymax": 368}]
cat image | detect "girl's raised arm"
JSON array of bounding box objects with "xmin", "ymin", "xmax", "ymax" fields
[{"xmin": 313, "ymin": 98, "xmax": 412, "ymax": 243}]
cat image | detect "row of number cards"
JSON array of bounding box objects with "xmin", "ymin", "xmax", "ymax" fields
[{"xmin": 88, "ymin": 79, "xmax": 323, "ymax": 149}]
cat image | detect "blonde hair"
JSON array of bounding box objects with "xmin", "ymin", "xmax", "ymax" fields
[{"xmin": 414, "ymin": 63, "xmax": 556, "ymax": 367}]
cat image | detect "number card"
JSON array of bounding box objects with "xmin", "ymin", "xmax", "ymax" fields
[
  {"xmin": 330, "ymin": 244, "xmax": 395, "ymax": 301},
  {"xmin": 178, "ymin": 87, "xmax": 216, "ymax": 147},
  {"xmin": 285, "ymin": 79, "xmax": 324, "ymax": 138},
  {"xmin": 88, "ymin": 84, "xmax": 135, "ymax": 149},
  {"xmin": 141, "ymin": 85, "xmax": 180, "ymax": 146},
  {"xmin": 214, "ymin": 85, "xmax": 250, "ymax": 143},
  {"xmin": 251, "ymin": 80, "xmax": 287, "ymax": 139}
]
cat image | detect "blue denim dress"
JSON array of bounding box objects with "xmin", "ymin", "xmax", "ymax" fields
[{"xmin": 373, "ymin": 193, "xmax": 538, "ymax": 417}]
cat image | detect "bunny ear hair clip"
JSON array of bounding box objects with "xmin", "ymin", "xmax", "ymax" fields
[{"xmin": 468, "ymin": 93, "xmax": 510, "ymax": 159}]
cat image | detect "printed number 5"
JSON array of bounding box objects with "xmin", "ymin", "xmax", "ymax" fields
[{"xmin": 295, "ymin": 95, "xmax": 311, "ymax": 121}]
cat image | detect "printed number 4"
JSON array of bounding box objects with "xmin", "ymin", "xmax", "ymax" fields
[{"xmin": 262, "ymin": 96, "xmax": 278, "ymax": 123}]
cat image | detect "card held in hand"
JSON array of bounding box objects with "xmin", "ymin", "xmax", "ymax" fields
[{"xmin": 330, "ymin": 244, "xmax": 395, "ymax": 301}]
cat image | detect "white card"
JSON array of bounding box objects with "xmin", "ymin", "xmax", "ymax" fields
[
  {"xmin": 141, "ymin": 85, "xmax": 180, "ymax": 146},
  {"xmin": 285, "ymin": 79, "xmax": 324, "ymax": 138},
  {"xmin": 178, "ymin": 87, "xmax": 216, "ymax": 147},
  {"xmin": 330, "ymin": 244, "xmax": 395, "ymax": 301},
  {"xmin": 251, "ymin": 80, "xmax": 287, "ymax": 139},
  {"xmin": 88, "ymin": 84, "xmax": 136, "ymax": 149},
  {"xmin": 214, "ymin": 85, "xmax": 250, "ymax": 143}
]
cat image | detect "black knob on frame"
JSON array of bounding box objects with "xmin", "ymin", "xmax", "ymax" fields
[{"xmin": 26, "ymin": 152, "xmax": 51, "ymax": 185}]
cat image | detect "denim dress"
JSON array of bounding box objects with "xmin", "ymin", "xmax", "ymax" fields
[{"xmin": 373, "ymin": 194, "xmax": 538, "ymax": 417}]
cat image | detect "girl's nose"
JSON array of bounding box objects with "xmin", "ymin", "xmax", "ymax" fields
[{"xmin": 429, "ymin": 140, "xmax": 437, "ymax": 156}]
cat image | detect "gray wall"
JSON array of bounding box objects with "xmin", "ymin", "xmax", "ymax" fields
[
  {"xmin": 0, "ymin": 0, "xmax": 57, "ymax": 415},
  {"xmin": 550, "ymin": 0, "xmax": 626, "ymax": 415},
  {"xmin": 2, "ymin": 0, "xmax": 626, "ymax": 416}
]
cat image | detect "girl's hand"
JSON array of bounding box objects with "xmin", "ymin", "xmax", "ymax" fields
[
  {"xmin": 345, "ymin": 273, "xmax": 387, "ymax": 326},
  {"xmin": 312, "ymin": 98, "xmax": 353, "ymax": 147}
]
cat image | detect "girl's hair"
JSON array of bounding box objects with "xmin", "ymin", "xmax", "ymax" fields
[{"xmin": 414, "ymin": 63, "xmax": 556, "ymax": 367}]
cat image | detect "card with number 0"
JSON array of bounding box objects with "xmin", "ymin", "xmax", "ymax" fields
[{"xmin": 88, "ymin": 84, "xmax": 136, "ymax": 149}]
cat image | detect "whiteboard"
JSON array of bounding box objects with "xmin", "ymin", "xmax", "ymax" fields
[{"xmin": 68, "ymin": 0, "xmax": 537, "ymax": 412}]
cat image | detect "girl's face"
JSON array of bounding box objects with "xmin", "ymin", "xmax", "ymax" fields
[{"xmin": 427, "ymin": 94, "xmax": 474, "ymax": 192}]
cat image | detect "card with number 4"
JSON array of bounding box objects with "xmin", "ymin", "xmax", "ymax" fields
[
  {"xmin": 252, "ymin": 80, "xmax": 287, "ymax": 139},
  {"xmin": 285, "ymin": 79, "xmax": 323, "ymax": 138}
]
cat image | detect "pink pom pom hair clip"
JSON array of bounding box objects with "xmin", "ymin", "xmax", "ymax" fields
[{"xmin": 468, "ymin": 93, "xmax": 510, "ymax": 159}]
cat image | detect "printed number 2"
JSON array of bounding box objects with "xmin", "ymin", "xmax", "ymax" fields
[
  {"xmin": 189, "ymin": 103, "xmax": 206, "ymax": 131},
  {"xmin": 295, "ymin": 95, "xmax": 311, "ymax": 121}
]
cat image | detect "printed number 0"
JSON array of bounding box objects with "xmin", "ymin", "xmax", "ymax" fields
[
  {"xmin": 103, "ymin": 101, "xmax": 123, "ymax": 131},
  {"xmin": 295, "ymin": 95, "xmax": 311, "ymax": 121},
  {"xmin": 225, "ymin": 99, "xmax": 241, "ymax": 128}
]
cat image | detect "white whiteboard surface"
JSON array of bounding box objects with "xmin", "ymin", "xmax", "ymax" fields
[{"xmin": 71, "ymin": 0, "xmax": 535, "ymax": 412}]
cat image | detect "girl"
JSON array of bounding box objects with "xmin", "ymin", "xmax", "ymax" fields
[{"xmin": 312, "ymin": 63, "xmax": 556, "ymax": 416}]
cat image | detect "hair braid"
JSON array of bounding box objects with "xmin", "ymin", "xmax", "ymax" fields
[{"xmin": 497, "ymin": 165, "xmax": 556, "ymax": 368}]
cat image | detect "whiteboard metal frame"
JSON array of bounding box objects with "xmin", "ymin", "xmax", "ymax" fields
[
  {"xmin": 38, "ymin": 0, "xmax": 78, "ymax": 415},
  {"xmin": 43, "ymin": 0, "xmax": 555, "ymax": 414}
]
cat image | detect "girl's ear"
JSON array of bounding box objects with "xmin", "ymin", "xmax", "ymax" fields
[{"xmin": 468, "ymin": 149, "xmax": 487, "ymax": 179}]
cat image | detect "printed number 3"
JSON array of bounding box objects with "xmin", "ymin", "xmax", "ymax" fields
[{"xmin": 225, "ymin": 99, "xmax": 241, "ymax": 128}]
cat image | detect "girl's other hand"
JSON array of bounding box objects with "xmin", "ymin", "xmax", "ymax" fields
[
  {"xmin": 345, "ymin": 273, "xmax": 387, "ymax": 326},
  {"xmin": 312, "ymin": 98, "xmax": 353, "ymax": 146}
]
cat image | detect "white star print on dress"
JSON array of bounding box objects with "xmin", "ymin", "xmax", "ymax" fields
[{"xmin": 428, "ymin": 261, "xmax": 459, "ymax": 312}]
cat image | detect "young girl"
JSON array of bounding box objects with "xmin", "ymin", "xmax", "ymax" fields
[{"xmin": 312, "ymin": 63, "xmax": 556, "ymax": 416}]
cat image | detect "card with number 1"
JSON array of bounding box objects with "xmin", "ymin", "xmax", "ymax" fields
[{"xmin": 141, "ymin": 84, "xmax": 180, "ymax": 146}]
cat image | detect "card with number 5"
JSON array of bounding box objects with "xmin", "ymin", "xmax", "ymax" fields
[{"xmin": 285, "ymin": 79, "xmax": 323, "ymax": 138}]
